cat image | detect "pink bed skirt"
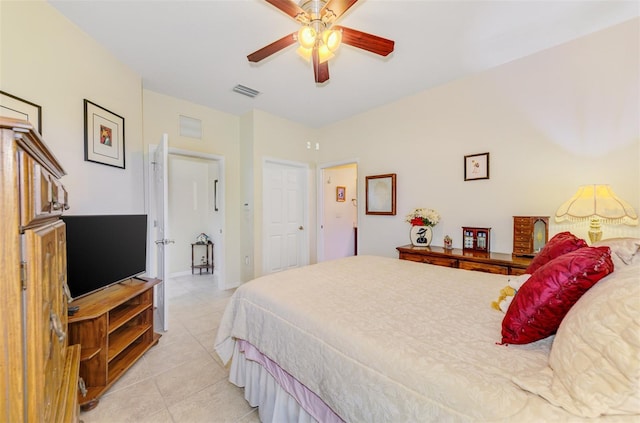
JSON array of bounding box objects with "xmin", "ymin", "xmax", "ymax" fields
[{"xmin": 229, "ymin": 339, "xmax": 344, "ymax": 423}]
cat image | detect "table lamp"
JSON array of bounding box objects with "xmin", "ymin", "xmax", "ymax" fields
[{"xmin": 555, "ymin": 184, "xmax": 638, "ymax": 243}]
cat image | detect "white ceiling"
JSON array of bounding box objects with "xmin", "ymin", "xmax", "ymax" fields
[{"xmin": 49, "ymin": 0, "xmax": 639, "ymax": 128}]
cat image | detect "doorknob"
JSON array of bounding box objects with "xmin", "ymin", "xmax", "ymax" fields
[
  {"xmin": 298, "ymin": 226, "xmax": 304, "ymax": 230},
  {"xmin": 155, "ymin": 239, "xmax": 175, "ymax": 245}
]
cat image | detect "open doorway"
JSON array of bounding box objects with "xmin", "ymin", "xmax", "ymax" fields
[
  {"xmin": 148, "ymin": 143, "xmax": 225, "ymax": 331},
  {"xmin": 167, "ymin": 153, "xmax": 223, "ymax": 282},
  {"xmin": 318, "ymin": 161, "xmax": 358, "ymax": 262}
]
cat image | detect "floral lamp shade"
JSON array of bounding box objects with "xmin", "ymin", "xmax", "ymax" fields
[{"xmin": 555, "ymin": 185, "xmax": 638, "ymax": 243}]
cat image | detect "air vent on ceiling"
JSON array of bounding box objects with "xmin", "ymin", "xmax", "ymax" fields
[{"xmin": 233, "ymin": 84, "xmax": 260, "ymax": 98}]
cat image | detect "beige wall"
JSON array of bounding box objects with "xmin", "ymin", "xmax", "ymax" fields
[
  {"xmin": 239, "ymin": 112, "xmax": 255, "ymax": 282},
  {"xmin": 1, "ymin": 0, "xmax": 144, "ymax": 214},
  {"xmin": 142, "ymin": 89, "xmax": 242, "ymax": 286},
  {"xmin": 247, "ymin": 110, "xmax": 319, "ymax": 278},
  {"xmin": 318, "ymin": 18, "xmax": 640, "ymax": 255},
  {"xmin": 3, "ymin": 1, "xmax": 638, "ymax": 284}
]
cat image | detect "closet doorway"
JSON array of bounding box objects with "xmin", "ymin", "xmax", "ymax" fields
[{"xmin": 318, "ymin": 161, "xmax": 358, "ymax": 262}]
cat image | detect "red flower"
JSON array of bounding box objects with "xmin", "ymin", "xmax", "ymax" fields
[{"xmin": 410, "ymin": 217, "xmax": 425, "ymax": 226}]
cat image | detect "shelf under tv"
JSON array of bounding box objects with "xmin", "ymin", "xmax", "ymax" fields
[{"xmin": 68, "ymin": 277, "xmax": 161, "ymax": 410}]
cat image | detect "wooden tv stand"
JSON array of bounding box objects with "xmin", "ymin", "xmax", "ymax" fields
[{"xmin": 68, "ymin": 277, "xmax": 161, "ymax": 410}]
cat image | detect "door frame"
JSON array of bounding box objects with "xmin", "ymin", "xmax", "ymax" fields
[
  {"xmin": 151, "ymin": 135, "xmax": 169, "ymax": 331},
  {"xmin": 317, "ymin": 159, "xmax": 359, "ymax": 262},
  {"xmin": 262, "ymin": 157, "xmax": 310, "ymax": 274},
  {"xmin": 147, "ymin": 146, "xmax": 226, "ymax": 288}
]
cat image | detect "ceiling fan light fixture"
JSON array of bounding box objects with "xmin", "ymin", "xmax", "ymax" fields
[
  {"xmin": 317, "ymin": 43, "xmax": 334, "ymax": 63},
  {"xmin": 247, "ymin": 0, "xmax": 395, "ymax": 82},
  {"xmin": 322, "ymin": 29, "xmax": 341, "ymax": 52},
  {"xmin": 296, "ymin": 45, "xmax": 312, "ymax": 62},
  {"xmin": 297, "ymin": 26, "xmax": 317, "ymax": 49}
]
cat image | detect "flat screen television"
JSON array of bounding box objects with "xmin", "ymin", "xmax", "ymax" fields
[{"xmin": 62, "ymin": 214, "xmax": 148, "ymax": 299}]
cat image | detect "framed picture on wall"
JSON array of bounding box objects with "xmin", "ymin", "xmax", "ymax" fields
[
  {"xmin": 464, "ymin": 152, "xmax": 489, "ymax": 181},
  {"xmin": 336, "ymin": 186, "xmax": 346, "ymax": 202},
  {"xmin": 84, "ymin": 99, "xmax": 125, "ymax": 169},
  {"xmin": 0, "ymin": 91, "xmax": 42, "ymax": 134},
  {"xmin": 365, "ymin": 173, "xmax": 396, "ymax": 215}
]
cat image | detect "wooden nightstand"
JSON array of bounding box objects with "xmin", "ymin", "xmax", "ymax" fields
[{"xmin": 397, "ymin": 245, "xmax": 532, "ymax": 275}]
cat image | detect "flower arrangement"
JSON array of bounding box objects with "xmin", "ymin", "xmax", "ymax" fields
[{"xmin": 405, "ymin": 208, "xmax": 440, "ymax": 227}]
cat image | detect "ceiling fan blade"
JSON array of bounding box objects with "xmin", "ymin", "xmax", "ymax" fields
[
  {"xmin": 334, "ymin": 26, "xmax": 394, "ymax": 56},
  {"xmin": 265, "ymin": 0, "xmax": 308, "ymax": 22},
  {"xmin": 312, "ymin": 47, "xmax": 330, "ymax": 83},
  {"xmin": 247, "ymin": 32, "xmax": 297, "ymax": 62},
  {"xmin": 321, "ymin": 0, "xmax": 359, "ymax": 21}
]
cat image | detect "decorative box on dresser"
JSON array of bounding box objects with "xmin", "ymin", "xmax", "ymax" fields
[
  {"xmin": 0, "ymin": 118, "xmax": 81, "ymax": 422},
  {"xmin": 513, "ymin": 216, "xmax": 549, "ymax": 257},
  {"xmin": 397, "ymin": 245, "xmax": 532, "ymax": 275}
]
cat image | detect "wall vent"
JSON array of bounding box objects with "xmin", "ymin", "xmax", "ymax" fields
[
  {"xmin": 179, "ymin": 115, "xmax": 202, "ymax": 139},
  {"xmin": 233, "ymin": 84, "xmax": 260, "ymax": 98}
]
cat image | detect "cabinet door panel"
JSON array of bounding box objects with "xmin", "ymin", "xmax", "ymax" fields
[{"xmin": 24, "ymin": 221, "xmax": 68, "ymax": 422}]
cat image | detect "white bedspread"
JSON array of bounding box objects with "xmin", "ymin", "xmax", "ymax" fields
[{"xmin": 215, "ymin": 255, "xmax": 632, "ymax": 422}]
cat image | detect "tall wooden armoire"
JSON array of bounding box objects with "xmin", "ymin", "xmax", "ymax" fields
[{"xmin": 0, "ymin": 117, "xmax": 80, "ymax": 422}]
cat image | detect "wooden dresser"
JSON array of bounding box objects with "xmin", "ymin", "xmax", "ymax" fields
[
  {"xmin": 0, "ymin": 118, "xmax": 81, "ymax": 422},
  {"xmin": 397, "ymin": 245, "xmax": 532, "ymax": 275}
]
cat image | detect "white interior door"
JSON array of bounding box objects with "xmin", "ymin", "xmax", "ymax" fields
[
  {"xmin": 153, "ymin": 134, "xmax": 170, "ymax": 331},
  {"xmin": 263, "ymin": 160, "xmax": 308, "ymax": 274}
]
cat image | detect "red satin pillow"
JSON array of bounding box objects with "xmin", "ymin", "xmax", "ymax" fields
[
  {"xmin": 525, "ymin": 231, "xmax": 588, "ymax": 274},
  {"xmin": 501, "ymin": 246, "xmax": 613, "ymax": 345}
]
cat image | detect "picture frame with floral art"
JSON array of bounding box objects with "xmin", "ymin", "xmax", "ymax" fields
[
  {"xmin": 84, "ymin": 99, "xmax": 125, "ymax": 169},
  {"xmin": 464, "ymin": 152, "xmax": 489, "ymax": 181}
]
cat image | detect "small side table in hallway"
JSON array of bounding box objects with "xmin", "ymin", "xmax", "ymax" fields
[{"xmin": 191, "ymin": 241, "xmax": 214, "ymax": 274}]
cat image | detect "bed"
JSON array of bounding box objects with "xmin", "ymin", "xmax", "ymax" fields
[{"xmin": 215, "ymin": 236, "xmax": 640, "ymax": 422}]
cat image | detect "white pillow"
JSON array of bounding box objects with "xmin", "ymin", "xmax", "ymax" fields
[
  {"xmin": 593, "ymin": 237, "xmax": 640, "ymax": 267},
  {"xmin": 513, "ymin": 263, "xmax": 640, "ymax": 417}
]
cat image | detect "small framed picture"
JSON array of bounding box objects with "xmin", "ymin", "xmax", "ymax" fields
[
  {"xmin": 365, "ymin": 173, "xmax": 396, "ymax": 215},
  {"xmin": 336, "ymin": 186, "xmax": 346, "ymax": 202},
  {"xmin": 0, "ymin": 91, "xmax": 42, "ymax": 134},
  {"xmin": 84, "ymin": 99, "xmax": 125, "ymax": 169},
  {"xmin": 464, "ymin": 152, "xmax": 489, "ymax": 181}
]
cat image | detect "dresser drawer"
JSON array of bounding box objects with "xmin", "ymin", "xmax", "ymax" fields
[
  {"xmin": 509, "ymin": 267, "xmax": 529, "ymax": 276},
  {"xmin": 19, "ymin": 151, "xmax": 68, "ymax": 229},
  {"xmin": 513, "ymin": 224, "xmax": 531, "ymax": 234},
  {"xmin": 400, "ymin": 252, "xmax": 457, "ymax": 267},
  {"xmin": 459, "ymin": 260, "xmax": 508, "ymax": 275}
]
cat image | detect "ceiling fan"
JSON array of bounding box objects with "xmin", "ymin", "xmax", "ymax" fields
[{"xmin": 247, "ymin": 0, "xmax": 395, "ymax": 83}]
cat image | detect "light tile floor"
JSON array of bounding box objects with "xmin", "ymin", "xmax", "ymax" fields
[{"xmin": 80, "ymin": 274, "xmax": 260, "ymax": 423}]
